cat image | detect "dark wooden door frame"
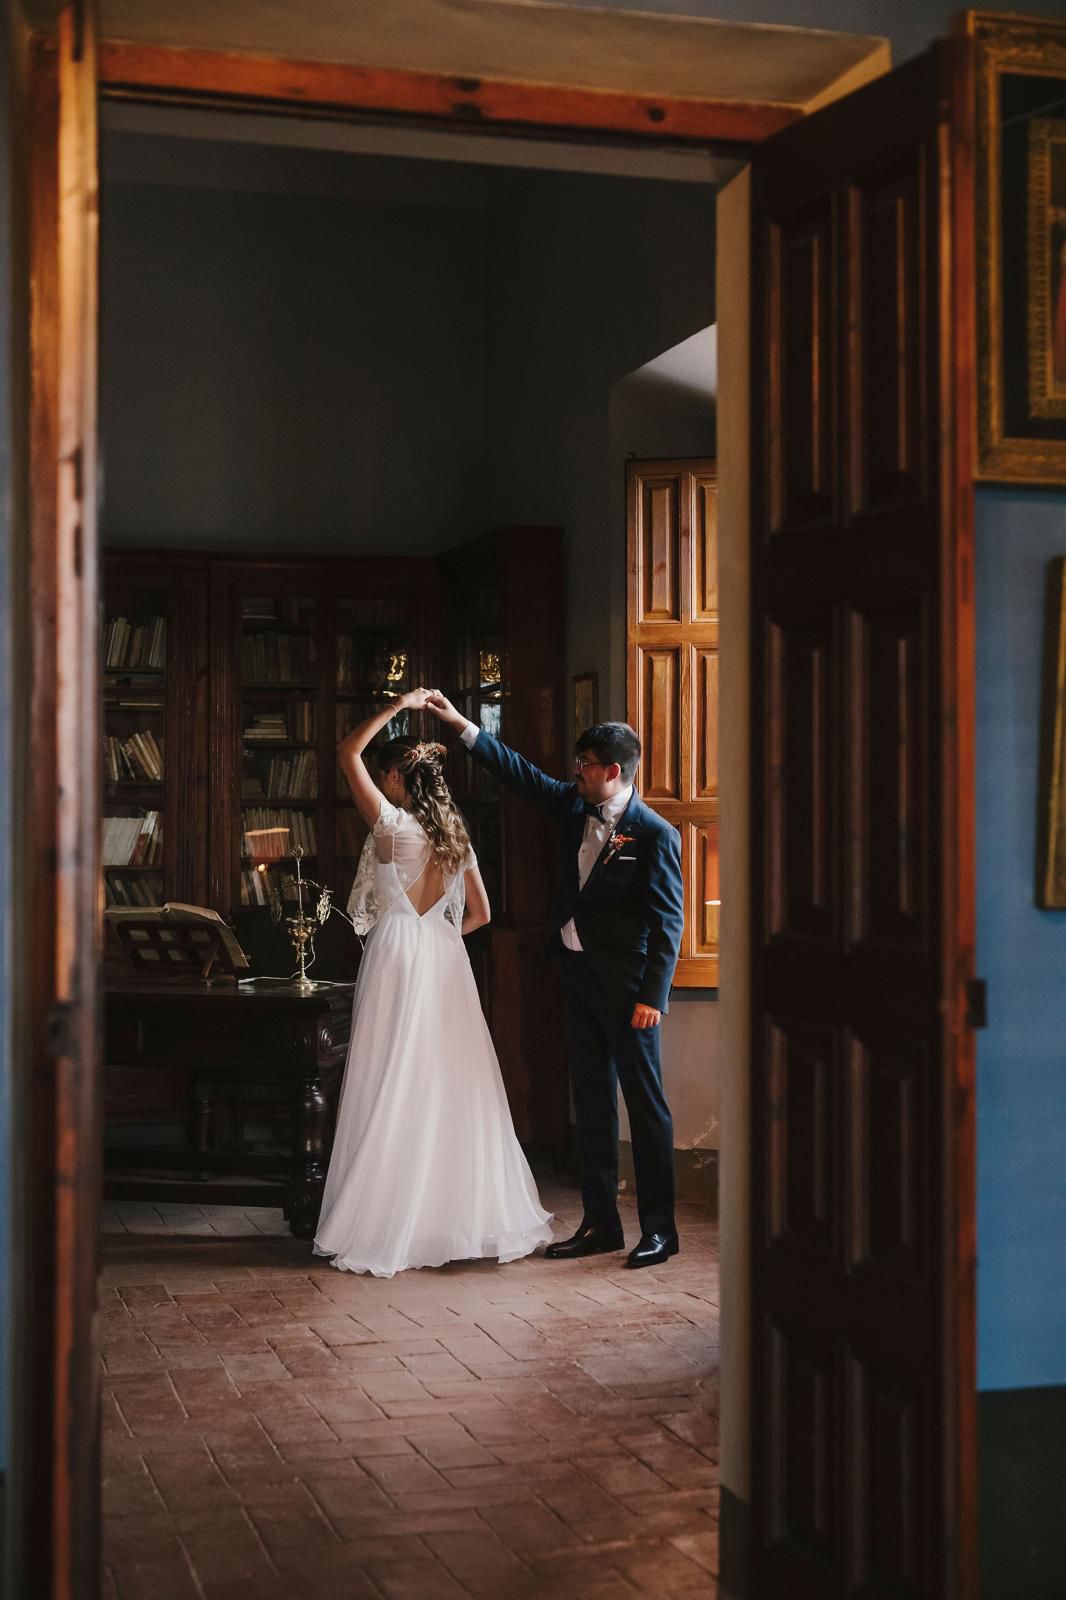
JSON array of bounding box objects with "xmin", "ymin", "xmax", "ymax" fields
[
  {"xmin": 20, "ymin": 7, "xmax": 101, "ymax": 1600},
  {"xmin": 95, "ymin": 38, "xmax": 800, "ymax": 146},
  {"xmin": 19, "ymin": 23, "xmax": 979, "ymax": 1600}
]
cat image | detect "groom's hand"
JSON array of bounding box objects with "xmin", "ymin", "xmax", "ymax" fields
[
  {"xmin": 426, "ymin": 690, "xmax": 467, "ymax": 731},
  {"xmin": 630, "ymin": 1003, "xmax": 662, "ymax": 1030}
]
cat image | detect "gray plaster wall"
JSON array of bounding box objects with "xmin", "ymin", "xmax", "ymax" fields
[
  {"xmin": 485, "ymin": 170, "xmax": 715, "ymax": 705},
  {"xmin": 100, "ymin": 181, "xmax": 489, "ymax": 552}
]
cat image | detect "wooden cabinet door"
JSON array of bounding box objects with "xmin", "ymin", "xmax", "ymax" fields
[
  {"xmin": 749, "ymin": 44, "xmax": 977, "ymax": 1598},
  {"xmin": 627, "ymin": 458, "xmax": 718, "ymax": 987}
]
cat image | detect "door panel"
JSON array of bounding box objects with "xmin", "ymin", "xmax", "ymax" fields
[
  {"xmin": 770, "ymin": 196, "xmax": 837, "ymax": 536},
  {"xmin": 751, "ymin": 44, "xmax": 976, "ymax": 1598},
  {"xmin": 853, "ymin": 155, "xmax": 928, "ymax": 513},
  {"xmin": 627, "ymin": 459, "xmax": 719, "ymax": 985},
  {"xmin": 766, "ymin": 612, "xmax": 838, "ymax": 944}
]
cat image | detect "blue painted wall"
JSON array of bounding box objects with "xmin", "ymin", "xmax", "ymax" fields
[{"xmin": 976, "ymin": 488, "xmax": 1066, "ymax": 1392}]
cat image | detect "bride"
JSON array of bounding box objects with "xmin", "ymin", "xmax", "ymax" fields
[{"xmin": 313, "ymin": 686, "xmax": 554, "ymax": 1277}]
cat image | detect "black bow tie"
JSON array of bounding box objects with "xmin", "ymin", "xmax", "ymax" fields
[{"xmin": 583, "ymin": 803, "xmax": 605, "ymax": 822}]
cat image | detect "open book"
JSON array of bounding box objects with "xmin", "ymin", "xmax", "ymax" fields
[{"xmin": 106, "ymin": 901, "xmax": 250, "ymax": 975}]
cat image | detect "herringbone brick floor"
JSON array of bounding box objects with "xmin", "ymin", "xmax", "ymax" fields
[{"xmin": 101, "ymin": 1179, "xmax": 718, "ymax": 1600}]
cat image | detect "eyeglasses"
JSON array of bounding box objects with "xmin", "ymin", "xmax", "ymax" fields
[{"xmin": 573, "ymin": 756, "xmax": 605, "ymax": 771}]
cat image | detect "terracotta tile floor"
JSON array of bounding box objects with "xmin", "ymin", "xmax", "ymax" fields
[{"xmin": 101, "ymin": 1179, "xmax": 718, "ymax": 1600}]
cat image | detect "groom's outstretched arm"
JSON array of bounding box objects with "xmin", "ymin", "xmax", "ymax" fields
[
  {"xmin": 427, "ymin": 692, "xmax": 574, "ymax": 818},
  {"xmin": 465, "ymin": 728, "xmax": 576, "ymax": 817}
]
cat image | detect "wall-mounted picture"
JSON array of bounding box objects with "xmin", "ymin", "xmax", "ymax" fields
[
  {"xmin": 1038, "ymin": 558, "xmax": 1066, "ymax": 907},
  {"xmin": 571, "ymin": 671, "xmax": 598, "ymax": 748},
  {"xmin": 974, "ymin": 14, "xmax": 1066, "ymax": 481}
]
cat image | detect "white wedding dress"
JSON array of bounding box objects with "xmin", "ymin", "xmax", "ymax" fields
[{"xmin": 313, "ymin": 795, "xmax": 554, "ymax": 1277}]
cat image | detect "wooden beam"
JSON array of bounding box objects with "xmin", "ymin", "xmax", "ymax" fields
[{"xmin": 97, "ymin": 40, "xmax": 800, "ymax": 145}]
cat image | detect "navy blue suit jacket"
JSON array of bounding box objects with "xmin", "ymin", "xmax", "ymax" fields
[{"xmin": 467, "ymin": 730, "xmax": 684, "ymax": 1013}]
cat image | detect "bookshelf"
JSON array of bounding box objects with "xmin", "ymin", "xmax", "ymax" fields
[
  {"xmin": 102, "ymin": 555, "xmax": 209, "ymax": 912},
  {"xmin": 102, "ymin": 591, "xmax": 167, "ymax": 907},
  {"xmin": 209, "ymin": 559, "xmax": 438, "ymax": 951},
  {"xmin": 102, "ymin": 543, "xmax": 566, "ymax": 1145}
]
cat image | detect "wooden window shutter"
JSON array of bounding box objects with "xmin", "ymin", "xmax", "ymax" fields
[{"xmin": 627, "ymin": 458, "xmax": 718, "ymax": 988}]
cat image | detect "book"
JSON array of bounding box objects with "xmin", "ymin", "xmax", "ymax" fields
[{"xmin": 105, "ymin": 901, "xmax": 251, "ymax": 973}]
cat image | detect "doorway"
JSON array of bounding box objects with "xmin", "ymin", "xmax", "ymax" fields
[
  {"xmin": 95, "ymin": 101, "xmax": 728, "ymax": 1599},
  {"xmin": 8, "ymin": 12, "xmax": 973, "ymax": 1600}
]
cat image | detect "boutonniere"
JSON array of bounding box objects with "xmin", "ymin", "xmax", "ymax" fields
[{"xmin": 604, "ymin": 831, "xmax": 635, "ymax": 864}]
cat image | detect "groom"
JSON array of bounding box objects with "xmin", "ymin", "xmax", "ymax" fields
[{"xmin": 427, "ymin": 693, "xmax": 684, "ymax": 1269}]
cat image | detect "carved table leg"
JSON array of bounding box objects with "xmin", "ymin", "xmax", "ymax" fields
[{"xmin": 285, "ymin": 1069, "xmax": 328, "ymax": 1239}]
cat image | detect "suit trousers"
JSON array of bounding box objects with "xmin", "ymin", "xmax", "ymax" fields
[{"xmin": 560, "ymin": 950, "xmax": 676, "ymax": 1238}]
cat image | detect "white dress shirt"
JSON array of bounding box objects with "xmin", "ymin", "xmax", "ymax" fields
[{"xmin": 459, "ymin": 720, "xmax": 632, "ymax": 953}]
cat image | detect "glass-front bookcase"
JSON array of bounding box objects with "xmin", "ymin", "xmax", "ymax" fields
[
  {"xmin": 237, "ymin": 590, "xmax": 322, "ymax": 912},
  {"xmin": 102, "ymin": 581, "xmax": 169, "ymax": 909},
  {"xmin": 210, "ymin": 561, "xmax": 437, "ymax": 976},
  {"xmin": 333, "ymin": 591, "xmax": 414, "ymax": 905},
  {"xmin": 447, "ymin": 576, "xmax": 506, "ymax": 915}
]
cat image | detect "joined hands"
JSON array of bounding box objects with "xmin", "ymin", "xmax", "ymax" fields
[{"xmin": 403, "ymin": 687, "xmax": 467, "ymax": 730}]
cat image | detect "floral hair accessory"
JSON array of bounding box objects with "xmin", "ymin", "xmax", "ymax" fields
[{"xmin": 407, "ymin": 740, "xmax": 446, "ymax": 768}]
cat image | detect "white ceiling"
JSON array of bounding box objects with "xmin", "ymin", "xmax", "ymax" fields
[{"xmin": 99, "ymin": 0, "xmax": 890, "ymax": 114}]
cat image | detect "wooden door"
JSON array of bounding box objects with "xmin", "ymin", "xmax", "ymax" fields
[
  {"xmin": 626, "ymin": 458, "xmax": 719, "ymax": 987},
  {"xmin": 23, "ymin": 4, "xmax": 101, "ymax": 1598},
  {"xmin": 749, "ymin": 43, "xmax": 976, "ymax": 1598}
]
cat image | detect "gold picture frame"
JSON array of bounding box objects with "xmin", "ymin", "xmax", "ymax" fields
[
  {"xmin": 971, "ymin": 11, "xmax": 1066, "ymax": 481},
  {"xmin": 1038, "ymin": 557, "xmax": 1066, "ymax": 906}
]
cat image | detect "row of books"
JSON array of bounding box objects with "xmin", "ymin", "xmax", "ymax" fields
[
  {"xmin": 105, "ymin": 871, "xmax": 164, "ymax": 908},
  {"xmin": 104, "ymin": 615, "xmax": 166, "ymax": 670},
  {"xmin": 242, "ymin": 702, "xmax": 315, "ymax": 742},
  {"xmin": 241, "ymin": 630, "xmax": 316, "ymax": 683},
  {"xmin": 242, "ymin": 750, "xmax": 318, "ymax": 800},
  {"xmin": 240, "ymin": 864, "xmax": 323, "ymax": 907},
  {"xmin": 241, "ymin": 807, "xmax": 318, "ymax": 859},
  {"xmin": 241, "ymin": 866, "xmax": 278, "ymax": 907},
  {"xmin": 103, "ymin": 811, "xmax": 163, "ymax": 866},
  {"xmin": 104, "ymin": 730, "xmax": 164, "ymax": 783}
]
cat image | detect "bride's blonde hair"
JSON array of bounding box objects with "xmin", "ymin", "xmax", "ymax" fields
[{"xmin": 378, "ymin": 739, "xmax": 471, "ymax": 874}]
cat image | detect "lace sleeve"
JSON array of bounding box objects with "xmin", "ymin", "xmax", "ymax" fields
[
  {"xmin": 345, "ymin": 828, "xmax": 380, "ymax": 935},
  {"xmin": 373, "ymin": 797, "xmax": 404, "ymax": 836},
  {"xmin": 345, "ymin": 795, "xmax": 401, "ymax": 935}
]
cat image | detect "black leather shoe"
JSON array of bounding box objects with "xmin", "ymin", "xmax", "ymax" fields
[
  {"xmin": 545, "ymin": 1223, "xmax": 625, "ymax": 1259},
  {"xmin": 626, "ymin": 1231, "xmax": 680, "ymax": 1268}
]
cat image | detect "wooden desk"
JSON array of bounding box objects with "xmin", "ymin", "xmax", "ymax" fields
[{"xmin": 104, "ymin": 982, "xmax": 354, "ymax": 1237}]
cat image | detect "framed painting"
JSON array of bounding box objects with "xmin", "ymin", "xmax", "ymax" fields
[
  {"xmin": 971, "ymin": 12, "xmax": 1066, "ymax": 481},
  {"xmin": 571, "ymin": 671, "xmax": 598, "ymax": 749},
  {"xmin": 1038, "ymin": 558, "xmax": 1066, "ymax": 906}
]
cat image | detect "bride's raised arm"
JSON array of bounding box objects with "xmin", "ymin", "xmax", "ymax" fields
[{"xmin": 337, "ymin": 687, "xmax": 432, "ymax": 827}]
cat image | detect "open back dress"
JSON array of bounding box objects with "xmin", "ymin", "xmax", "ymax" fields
[{"xmin": 313, "ymin": 795, "xmax": 553, "ymax": 1277}]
